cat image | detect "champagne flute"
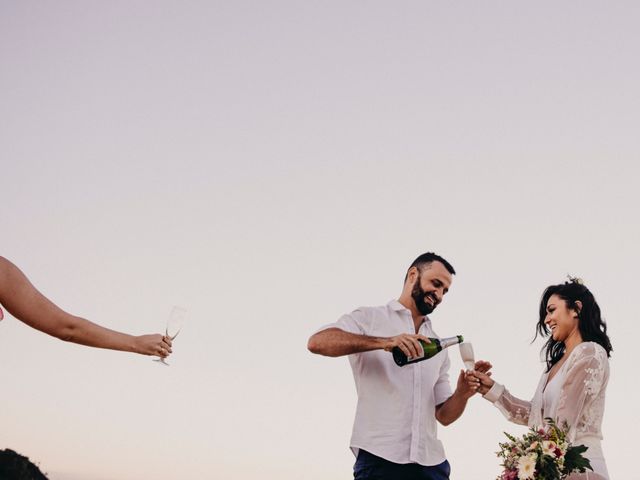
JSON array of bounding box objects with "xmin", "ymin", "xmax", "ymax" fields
[
  {"xmin": 459, "ymin": 342, "xmax": 475, "ymax": 371},
  {"xmin": 153, "ymin": 305, "xmax": 187, "ymax": 366}
]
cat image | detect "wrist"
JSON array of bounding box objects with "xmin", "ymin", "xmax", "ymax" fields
[
  {"xmin": 452, "ymin": 387, "xmax": 473, "ymax": 402},
  {"xmin": 379, "ymin": 336, "xmax": 394, "ymax": 351},
  {"xmin": 459, "ymin": 389, "xmax": 475, "ymax": 401},
  {"xmin": 483, "ymin": 381, "xmax": 504, "ymax": 403},
  {"xmin": 130, "ymin": 336, "xmax": 142, "ymax": 354}
]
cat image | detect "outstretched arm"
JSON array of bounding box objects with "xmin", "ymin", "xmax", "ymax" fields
[
  {"xmin": 307, "ymin": 327, "xmax": 432, "ymax": 358},
  {"xmin": 0, "ymin": 256, "xmax": 171, "ymax": 357},
  {"xmin": 473, "ymin": 367, "xmax": 532, "ymax": 426}
]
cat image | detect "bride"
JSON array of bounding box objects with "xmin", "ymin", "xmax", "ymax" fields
[{"xmin": 473, "ymin": 278, "xmax": 612, "ymax": 480}]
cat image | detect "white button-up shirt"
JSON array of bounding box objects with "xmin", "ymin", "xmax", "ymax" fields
[{"xmin": 320, "ymin": 300, "xmax": 453, "ymax": 466}]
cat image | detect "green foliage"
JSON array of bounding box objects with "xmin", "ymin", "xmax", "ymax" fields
[
  {"xmin": 562, "ymin": 445, "xmax": 592, "ymax": 476},
  {"xmin": 495, "ymin": 418, "xmax": 594, "ymax": 480}
]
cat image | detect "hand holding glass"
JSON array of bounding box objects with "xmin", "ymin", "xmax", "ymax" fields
[
  {"xmin": 153, "ymin": 306, "xmax": 187, "ymax": 366},
  {"xmin": 459, "ymin": 342, "xmax": 475, "ymax": 371}
]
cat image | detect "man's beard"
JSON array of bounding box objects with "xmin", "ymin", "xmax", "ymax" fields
[{"xmin": 411, "ymin": 277, "xmax": 437, "ymax": 315}]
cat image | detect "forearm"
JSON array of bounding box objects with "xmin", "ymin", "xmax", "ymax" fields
[
  {"xmin": 484, "ymin": 383, "xmax": 531, "ymax": 426},
  {"xmin": 435, "ymin": 390, "xmax": 470, "ymax": 426},
  {"xmin": 15, "ymin": 294, "xmax": 140, "ymax": 353},
  {"xmin": 0, "ymin": 256, "xmax": 137, "ymax": 353},
  {"xmin": 58, "ymin": 316, "xmax": 141, "ymax": 352},
  {"xmin": 307, "ymin": 328, "xmax": 389, "ymax": 357}
]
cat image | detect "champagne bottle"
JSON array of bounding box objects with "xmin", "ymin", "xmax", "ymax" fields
[{"xmin": 392, "ymin": 335, "xmax": 464, "ymax": 366}]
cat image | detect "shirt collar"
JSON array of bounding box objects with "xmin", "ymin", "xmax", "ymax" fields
[
  {"xmin": 387, "ymin": 299, "xmax": 407, "ymax": 312},
  {"xmin": 387, "ymin": 300, "xmax": 430, "ymax": 325}
]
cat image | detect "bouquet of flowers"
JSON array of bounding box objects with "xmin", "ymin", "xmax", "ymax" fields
[{"xmin": 496, "ymin": 418, "xmax": 592, "ymax": 480}]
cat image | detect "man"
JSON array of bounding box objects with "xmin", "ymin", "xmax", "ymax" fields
[{"xmin": 307, "ymin": 252, "xmax": 486, "ymax": 480}]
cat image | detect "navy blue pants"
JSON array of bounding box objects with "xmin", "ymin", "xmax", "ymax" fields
[{"xmin": 354, "ymin": 450, "xmax": 451, "ymax": 480}]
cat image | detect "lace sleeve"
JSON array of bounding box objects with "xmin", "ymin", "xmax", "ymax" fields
[
  {"xmin": 483, "ymin": 382, "xmax": 532, "ymax": 426},
  {"xmin": 555, "ymin": 343, "xmax": 608, "ymax": 442}
]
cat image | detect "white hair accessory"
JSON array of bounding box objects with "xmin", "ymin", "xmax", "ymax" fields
[{"xmin": 566, "ymin": 274, "xmax": 584, "ymax": 285}]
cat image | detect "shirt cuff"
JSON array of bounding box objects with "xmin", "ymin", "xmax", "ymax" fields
[{"xmin": 483, "ymin": 382, "xmax": 505, "ymax": 403}]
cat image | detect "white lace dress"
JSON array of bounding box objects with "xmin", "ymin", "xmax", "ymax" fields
[{"xmin": 483, "ymin": 342, "xmax": 610, "ymax": 480}]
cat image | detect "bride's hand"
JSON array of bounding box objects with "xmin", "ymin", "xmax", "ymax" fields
[
  {"xmin": 471, "ymin": 370, "xmax": 495, "ymax": 395},
  {"xmin": 474, "ymin": 360, "xmax": 492, "ymax": 374}
]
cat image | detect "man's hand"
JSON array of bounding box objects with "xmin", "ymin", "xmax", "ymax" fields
[
  {"xmin": 383, "ymin": 333, "xmax": 431, "ymax": 360},
  {"xmin": 455, "ymin": 369, "xmax": 482, "ymax": 399}
]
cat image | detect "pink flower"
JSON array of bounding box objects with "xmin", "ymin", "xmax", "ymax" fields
[{"xmin": 502, "ymin": 469, "xmax": 518, "ymax": 480}]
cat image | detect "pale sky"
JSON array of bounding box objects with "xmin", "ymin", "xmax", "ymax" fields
[{"xmin": 1, "ymin": 1, "xmax": 639, "ymax": 479}]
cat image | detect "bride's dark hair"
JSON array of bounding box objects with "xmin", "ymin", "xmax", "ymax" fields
[{"xmin": 535, "ymin": 279, "xmax": 612, "ymax": 371}]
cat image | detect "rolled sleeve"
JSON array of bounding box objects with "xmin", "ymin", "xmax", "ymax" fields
[
  {"xmin": 316, "ymin": 308, "xmax": 369, "ymax": 335},
  {"xmin": 434, "ymin": 352, "xmax": 453, "ymax": 405}
]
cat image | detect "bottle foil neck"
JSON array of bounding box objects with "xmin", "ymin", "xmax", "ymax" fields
[{"xmin": 439, "ymin": 335, "xmax": 463, "ymax": 349}]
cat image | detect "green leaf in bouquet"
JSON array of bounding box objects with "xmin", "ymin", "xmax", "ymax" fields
[
  {"xmin": 563, "ymin": 444, "xmax": 593, "ymax": 475},
  {"xmin": 537, "ymin": 454, "xmax": 562, "ymax": 480},
  {"xmin": 503, "ymin": 431, "xmax": 518, "ymax": 443}
]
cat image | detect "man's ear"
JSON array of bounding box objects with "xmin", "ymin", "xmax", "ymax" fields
[{"xmin": 406, "ymin": 266, "xmax": 419, "ymax": 284}]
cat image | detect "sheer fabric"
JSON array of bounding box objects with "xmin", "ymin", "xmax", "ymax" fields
[
  {"xmin": 566, "ymin": 473, "xmax": 607, "ymax": 480},
  {"xmin": 484, "ymin": 342, "xmax": 609, "ymax": 479}
]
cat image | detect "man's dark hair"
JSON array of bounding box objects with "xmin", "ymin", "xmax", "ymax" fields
[
  {"xmin": 0, "ymin": 449, "xmax": 48, "ymax": 480},
  {"xmin": 404, "ymin": 252, "xmax": 456, "ymax": 282}
]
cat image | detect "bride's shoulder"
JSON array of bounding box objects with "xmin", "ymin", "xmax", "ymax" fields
[{"xmin": 573, "ymin": 342, "xmax": 608, "ymax": 361}]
